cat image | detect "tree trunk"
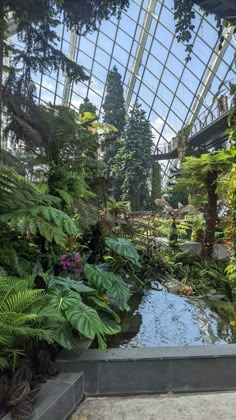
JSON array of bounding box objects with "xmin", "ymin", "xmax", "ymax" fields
[
  {"xmin": 201, "ymin": 170, "xmax": 218, "ymax": 260},
  {"xmin": 0, "ymin": 0, "xmax": 4, "ymax": 162}
]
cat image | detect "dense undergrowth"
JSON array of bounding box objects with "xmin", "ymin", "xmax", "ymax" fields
[{"xmin": 0, "ymin": 1, "xmax": 236, "ymax": 418}]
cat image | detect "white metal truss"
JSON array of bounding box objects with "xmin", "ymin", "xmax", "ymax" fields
[
  {"xmin": 187, "ymin": 25, "xmax": 234, "ymax": 125},
  {"xmin": 124, "ymin": 0, "xmax": 157, "ymax": 111},
  {"xmin": 162, "ymin": 25, "xmax": 234, "ymax": 187},
  {"xmin": 62, "ymin": 28, "xmax": 79, "ymax": 105}
]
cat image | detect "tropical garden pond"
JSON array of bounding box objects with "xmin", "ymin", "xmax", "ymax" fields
[{"xmin": 108, "ymin": 285, "xmax": 236, "ymax": 348}]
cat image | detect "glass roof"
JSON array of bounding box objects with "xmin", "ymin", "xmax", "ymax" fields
[{"xmin": 10, "ymin": 0, "xmax": 236, "ymax": 178}]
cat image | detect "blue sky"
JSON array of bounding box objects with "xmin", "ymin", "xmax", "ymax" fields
[{"xmin": 9, "ymin": 0, "xmax": 236, "ymax": 174}]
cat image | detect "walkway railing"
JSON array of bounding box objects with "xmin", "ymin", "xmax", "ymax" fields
[{"xmin": 157, "ymin": 95, "xmax": 231, "ymax": 155}]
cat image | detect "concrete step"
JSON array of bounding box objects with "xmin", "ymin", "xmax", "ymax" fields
[{"xmin": 2, "ymin": 372, "xmax": 84, "ymax": 420}]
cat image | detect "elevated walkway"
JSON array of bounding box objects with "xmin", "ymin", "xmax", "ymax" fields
[{"xmin": 154, "ymin": 104, "xmax": 230, "ymax": 161}]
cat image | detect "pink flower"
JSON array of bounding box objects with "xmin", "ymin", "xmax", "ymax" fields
[{"xmin": 60, "ymin": 251, "xmax": 82, "ymax": 273}]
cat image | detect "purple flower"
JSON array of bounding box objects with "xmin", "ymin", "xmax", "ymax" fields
[{"xmin": 60, "ymin": 251, "xmax": 83, "ymax": 273}]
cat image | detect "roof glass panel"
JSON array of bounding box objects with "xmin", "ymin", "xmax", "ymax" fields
[{"xmin": 24, "ymin": 0, "xmax": 236, "ymax": 175}]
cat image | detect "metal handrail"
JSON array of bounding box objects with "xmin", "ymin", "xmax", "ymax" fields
[{"xmin": 158, "ymin": 95, "xmax": 231, "ymax": 155}]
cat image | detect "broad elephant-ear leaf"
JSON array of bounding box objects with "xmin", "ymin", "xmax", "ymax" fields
[
  {"xmin": 65, "ymin": 301, "xmax": 104, "ymax": 340},
  {"xmin": 47, "ymin": 288, "xmax": 82, "ymax": 311},
  {"xmin": 49, "ymin": 277, "xmax": 95, "ymax": 293},
  {"xmin": 99, "ymin": 312, "xmax": 121, "ymax": 335},
  {"xmin": 105, "ymin": 237, "xmax": 140, "ymax": 266},
  {"xmin": 107, "ymin": 274, "xmax": 131, "ymax": 311},
  {"xmin": 97, "ymin": 333, "xmax": 107, "ymax": 350},
  {"xmin": 88, "ymin": 296, "xmax": 120, "ymax": 322},
  {"xmin": 83, "ymin": 264, "xmax": 113, "ymax": 290},
  {"xmin": 54, "ymin": 323, "xmax": 83, "ymax": 350}
]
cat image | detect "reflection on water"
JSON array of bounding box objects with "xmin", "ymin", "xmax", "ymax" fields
[{"xmin": 108, "ymin": 287, "xmax": 236, "ymax": 348}]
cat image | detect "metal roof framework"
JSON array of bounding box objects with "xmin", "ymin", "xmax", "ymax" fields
[{"xmin": 9, "ymin": 0, "xmax": 236, "ymax": 181}]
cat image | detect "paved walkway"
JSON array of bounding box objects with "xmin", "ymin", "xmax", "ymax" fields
[{"xmin": 73, "ymin": 392, "xmax": 236, "ymax": 420}]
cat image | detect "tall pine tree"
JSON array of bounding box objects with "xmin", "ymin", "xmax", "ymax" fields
[
  {"xmin": 114, "ymin": 103, "xmax": 154, "ymax": 211},
  {"xmin": 102, "ymin": 66, "xmax": 126, "ymax": 197},
  {"xmin": 103, "ymin": 66, "xmax": 126, "ymax": 135}
]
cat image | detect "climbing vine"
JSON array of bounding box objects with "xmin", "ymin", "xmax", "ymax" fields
[
  {"xmin": 228, "ymin": 83, "xmax": 236, "ymax": 144},
  {"xmin": 176, "ymin": 124, "xmax": 192, "ymax": 163}
]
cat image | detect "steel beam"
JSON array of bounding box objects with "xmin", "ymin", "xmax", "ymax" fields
[
  {"xmin": 124, "ymin": 0, "xmax": 157, "ymax": 111},
  {"xmin": 62, "ymin": 28, "xmax": 79, "ymax": 106},
  {"xmin": 187, "ymin": 26, "xmax": 234, "ymax": 126}
]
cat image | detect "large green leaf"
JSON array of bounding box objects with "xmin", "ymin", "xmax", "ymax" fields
[
  {"xmin": 84, "ymin": 265, "xmax": 130, "ymax": 311},
  {"xmin": 89, "ymin": 296, "xmax": 120, "ymax": 322},
  {"xmin": 54, "ymin": 323, "xmax": 82, "ymax": 350},
  {"xmin": 49, "ymin": 277, "xmax": 95, "ymax": 293},
  {"xmin": 99, "ymin": 313, "xmax": 121, "ymax": 336},
  {"xmin": 105, "ymin": 237, "xmax": 140, "ymax": 266},
  {"xmin": 84, "ymin": 264, "xmax": 112, "ymax": 290},
  {"xmin": 47, "ymin": 288, "xmax": 82, "ymax": 312},
  {"xmin": 108, "ymin": 275, "xmax": 131, "ymax": 311},
  {"xmin": 65, "ymin": 302, "xmax": 104, "ymax": 340}
]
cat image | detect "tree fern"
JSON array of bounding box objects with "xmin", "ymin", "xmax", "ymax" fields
[{"xmin": 0, "ymin": 166, "xmax": 79, "ymax": 247}]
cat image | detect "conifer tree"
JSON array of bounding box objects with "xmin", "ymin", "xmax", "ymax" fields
[
  {"xmin": 102, "ymin": 66, "xmax": 126, "ymax": 196},
  {"xmin": 114, "ymin": 103, "xmax": 154, "ymax": 211},
  {"xmin": 79, "ymin": 98, "xmax": 97, "ymax": 115},
  {"xmin": 103, "ymin": 66, "xmax": 126, "ymax": 135}
]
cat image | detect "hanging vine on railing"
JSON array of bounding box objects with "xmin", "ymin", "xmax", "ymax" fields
[
  {"xmin": 176, "ymin": 124, "xmax": 192, "ymax": 163},
  {"xmin": 228, "ymin": 83, "xmax": 236, "ymax": 145}
]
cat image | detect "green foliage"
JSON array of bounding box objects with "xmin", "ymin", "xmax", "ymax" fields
[
  {"xmin": 84, "ymin": 264, "xmax": 130, "ymax": 311},
  {"xmin": 0, "ymin": 165, "xmax": 79, "ymax": 248},
  {"xmin": 173, "ymin": 0, "xmax": 235, "ymax": 61},
  {"xmin": 151, "ymin": 162, "xmax": 162, "ymax": 205},
  {"xmin": 47, "ymin": 271, "xmax": 123, "ymax": 349},
  {"xmin": 167, "ymin": 250, "xmax": 228, "ymax": 294},
  {"xmin": 173, "ymin": 0, "xmax": 195, "ymax": 62},
  {"xmin": 65, "ymin": 302, "xmax": 104, "ymax": 340},
  {"xmin": 114, "ymin": 103, "xmax": 154, "ymax": 210},
  {"xmin": 6, "ymin": 102, "xmax": 96, "ymax": 168},
  {"xmin": 0, "ymin": 275, "xmax": 62, "ymax": 370},
  {"xmin": 107, "ymin": 197, "xmax": 130, "ymax": 216},
  {"xmin": 176, "ymin": 124, "xmax": 192, "ymax": 162},
  {"xmin": 177, "ymin": 150, "xmax": 236, "ymax": 259},
  {"xmin": 2, "ymin": 0, "xmax": 129, "ymax": 99},
  {"xmin": 102, "ymin": 66, "xmax": 127, "ymax": 197},
  {"xmin": 79, "ymin": 98, "xmax": 97, "ymax": 115},
  {"xmin": 103, "ymin": 66, "xmax": 126, "ymax": 136},
  {"xmin": 105, "ymin": 237, "xmax": 140, "ymax": 267}
]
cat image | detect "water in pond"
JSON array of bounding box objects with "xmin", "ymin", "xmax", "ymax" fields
[{"xmin": 108, "ymin": 285, "xmax": 236, "ymax": 348}]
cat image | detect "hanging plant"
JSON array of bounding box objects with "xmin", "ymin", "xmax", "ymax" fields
[
  {"xmin": 228, "ymin": 83, "xmax": 236, "ymax": 142},
  {"xmin": 176, "ymin": 124, "xmax": 192, "ymax": 163},
  {"xmin": 173, "ymin": 0, "xmax": 235, "ymax": 61},
  {"xmin": 173, "ymin": 0, "xmax": 195, "ymax": 62}
]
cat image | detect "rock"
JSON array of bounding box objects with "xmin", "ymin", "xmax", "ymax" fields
[{"xmin": 165, "ymin": 279, "xmax": 180, "ymax": 294}]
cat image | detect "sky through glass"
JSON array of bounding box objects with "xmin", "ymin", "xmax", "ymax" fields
[{"xmin": 10, "ymin": 0, "xmax": 236, "ymax": 178}]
